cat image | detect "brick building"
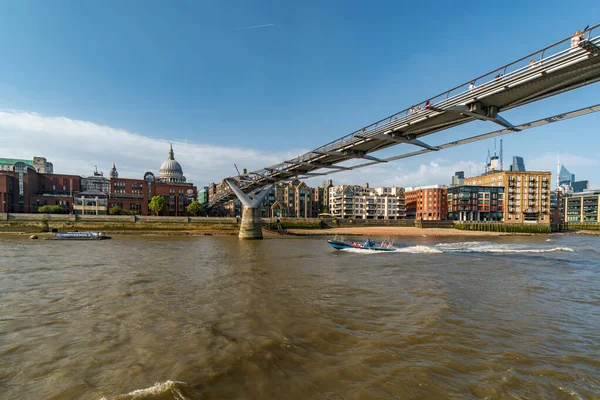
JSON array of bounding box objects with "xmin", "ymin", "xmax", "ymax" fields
[
  {"xmin": 1, "ymin": 145, "xmax": 197, "ymax": 216},
  {"xmin": 405, "ymin": 185, "xmax": 448, "ymax": 220},
  {"xmin": 464, "ymin": 170, "xmax": 551, "ymax": 223}
]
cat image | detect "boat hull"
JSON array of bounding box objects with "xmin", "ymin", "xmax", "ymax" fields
[
  {"xmin": 327, "ymin": 239, "xmax": 395, "ymax": 251},
  {"xmin": 53, "ymin": 232, "xmax": 111, "ymax": 240}
]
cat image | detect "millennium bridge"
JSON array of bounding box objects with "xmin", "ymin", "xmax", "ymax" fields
[{"xmin": 207, "ymin": 25, "xmax": 600, "ymax": 238}]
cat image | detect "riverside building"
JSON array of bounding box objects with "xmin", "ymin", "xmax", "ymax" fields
[
  {"xmin": 464, "ymin": 170, "xmax": 551, "ymax": 223},
  {"xmin": 0, "ymin": 145, "xmax": 196, "ymax": 216},
  {"xmin": 564, "ymin": 190, "xmax": 600, "ymax": 223},
  {"xmin": 405, "ymin": 185, "xmax": 447, "ymax": 220},
  {"xmin": 328, "ymin": 184, "xmax": 406, "ymax": 219},
  {"xmin": 447, "ymin": 186, "xmax": 504, "ymax": 221}
]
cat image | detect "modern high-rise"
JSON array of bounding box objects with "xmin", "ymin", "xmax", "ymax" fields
[
  {"xmin": 464, "ymin": 170, "xmax": 551, "ymax": 223},
  {"xmin": 558, "ymin": 165, "xmax": 589, "ymax": 193},
  {"xmin": 451, "ymin": 171, "xmax": 465, "ymax": 187},
  {"xmin": 510, "ymin": 156, "xmax": 526, "ymax": 172}
]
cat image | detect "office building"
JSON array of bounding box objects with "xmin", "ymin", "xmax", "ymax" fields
[{"xmin": 510, "ymin": 156, "xmax": 526, "ymax": 172}]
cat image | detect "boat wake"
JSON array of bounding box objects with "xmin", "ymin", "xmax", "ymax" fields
[
  {"xmin": 340, "ymin": 241, "xmax": 573, "ymax": 254},
  {"xmin": 433, "ymin": 241, "xmax": 574, "ymax": 254},
  {"xmin": 101, "ymin": 380, "xmax": 191, "ymax": 400}
]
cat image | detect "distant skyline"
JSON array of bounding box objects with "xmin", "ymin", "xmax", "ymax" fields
[{"xmin": 1, "ymin": 1, "xmax": 599, "ymax": 188}]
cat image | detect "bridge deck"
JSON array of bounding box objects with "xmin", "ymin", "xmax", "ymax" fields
[{"xmin": 208, "ymin": 25, "xmax": 600, "ymax": 208}]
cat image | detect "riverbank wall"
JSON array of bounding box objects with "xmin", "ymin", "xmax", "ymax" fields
[
  {"xmin": 0, "ymin": 213, "xmax": 583, "ymax": 235},
  {"xmin": 0, "ymin": 213, "xmax": 239, "ymax": 234}
]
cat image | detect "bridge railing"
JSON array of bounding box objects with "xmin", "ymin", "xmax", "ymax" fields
[
  {"xmin": 208, "ymin": 25, "xmax": 600, "ymax": 207},
  {"xmin": 314, "ymin": 23, "xmax": 600, "ymax": 152}
]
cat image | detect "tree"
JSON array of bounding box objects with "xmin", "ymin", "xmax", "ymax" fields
[
  {"xmin": 38, "ymin": 205, "xmax": 65, "ymax": 214},
  {"xmin": 109, "ymin": 206, "xmax": 124, "ymax": 215},
  {"xmin": 321, "ymin": 207, "xmax": 329, "ymax": 214},
  {"xmin": 148, "ymin": 195, "xmax": 166, "ymax": 216},
  {"xmin": 186, "ymin": 201, "xmax": 204, "ymax": 216}
]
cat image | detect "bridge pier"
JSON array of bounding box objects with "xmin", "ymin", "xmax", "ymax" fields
[{"xmin": 226, "ymin": 180, "xmax": 273, "ymax": 239}]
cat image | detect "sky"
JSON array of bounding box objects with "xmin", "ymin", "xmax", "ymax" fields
[{"xmin": 1, "ymin": 0, "xmax": 599, "ymax": 189}]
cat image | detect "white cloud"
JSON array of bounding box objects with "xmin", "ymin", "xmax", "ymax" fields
[
  {"xmin": 306, "ymin": 158, "xmax": 481, "ymax": 188},
  {"xmin": 0, "ymin": 110, "xmax": 302, "ymax": 186},
  {"xmin": 528, "ymin": 152, "xmax": 600, "ymax": 170},
  {"xmin": 0, "ymin": 110, "xmax": 505, "ymax": 190}
]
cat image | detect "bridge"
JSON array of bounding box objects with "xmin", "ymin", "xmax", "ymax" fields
[{"xmin": 207, "ymin": 25, "xmax": 600, "ymax": 239}]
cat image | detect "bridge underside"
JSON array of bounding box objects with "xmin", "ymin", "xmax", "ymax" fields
[{"xmin": 210, "ymin": 30, "xmax": 600, "ymax": 209}]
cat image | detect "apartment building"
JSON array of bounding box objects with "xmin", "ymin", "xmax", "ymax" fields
[
  {"xmin": 447, "ymin": 186, "xmax": 504, "ymax": 221},
  {"xmin": 405, "ymin": 185, "xmax": 448, "ymax": 220},
  {"xmin": 564, "ymin": 191, "xmax": 600, "ymax": 223},
  {"xmin": 328, "ymin": 184, "xmax": 406, "ymax": 219},
  {"xmin": 464, "ymin": 171, "xmax": 551, "ymax": 223}
]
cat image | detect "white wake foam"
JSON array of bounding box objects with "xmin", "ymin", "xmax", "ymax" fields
[
  {"xmin": 433, "ymin": 241, "xmax": 573, "ymax": 253},
  {"xmin": 101, "ymin": 380, "xmax": 189, "ymax": 400},
  {"xmin": 395, "ymin": 245, "xmax": 443, "ymax": 253}
]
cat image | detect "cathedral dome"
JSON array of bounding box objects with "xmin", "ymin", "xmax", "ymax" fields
[{"xmin": 158, "ymin": 144, "xmax": 186, "ymax": 183}]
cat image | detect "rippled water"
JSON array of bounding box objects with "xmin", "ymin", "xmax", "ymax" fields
[{"xmin": 1, "ymin": 234, "xmax": 599, "ymax": 399}]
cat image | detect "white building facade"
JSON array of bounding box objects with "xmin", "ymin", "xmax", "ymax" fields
[{"xmin": 328, "ymin": 184, "xmax": 406, "ymax": 219}]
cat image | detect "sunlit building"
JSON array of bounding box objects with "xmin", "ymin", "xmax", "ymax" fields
[
  {"xmin": 564, "ymin": 190, "xmax": 600, "ymax": 223},
  {"xmin": 464, "ymin": 170, "xmax": 551, "ymax": 223},
  {"xmin": 1, "ymin": 145, "xmax": 196, "ymax": 216},
  {"xmin": 447, "ymin": 186, "xmax": 504, "ymax": 221},
  {"xmin": 328, "ymin": 184, "xmax": 406, "ymax": 219},
  {"xmin": 405, "ymin": 185, "xmax": 447, "ymax": 220}
]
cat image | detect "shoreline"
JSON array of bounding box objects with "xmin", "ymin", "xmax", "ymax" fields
[{"xmin": 1, "ymin": 227, "xmax": 598, "ymax": 238}]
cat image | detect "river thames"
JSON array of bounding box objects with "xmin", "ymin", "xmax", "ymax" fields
[{"xmin": 0, "ymin": 234, "xmax": 598, "ymax": 399}]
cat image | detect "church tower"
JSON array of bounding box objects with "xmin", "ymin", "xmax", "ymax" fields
[{"xmin": 110, "ymin": 162, "xmax": 118, "ymax": 179}]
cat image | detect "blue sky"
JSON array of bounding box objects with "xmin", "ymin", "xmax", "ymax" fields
[{"xmin": 0, "ymin": 0, "xmax": 599, "ymax": 188}]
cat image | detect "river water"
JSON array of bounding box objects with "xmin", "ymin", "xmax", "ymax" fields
[{"xmin": 0, "ymin": 234, "xmax": 599, "ymax": 399}]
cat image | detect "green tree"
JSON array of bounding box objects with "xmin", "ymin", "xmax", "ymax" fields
[
  {"xmin": 186, "ymin": 201, "xmax": 204, "ymax": 216},
  {"xmin": 38, "ymin": 205, "xmax": 65, "ymax": 214},
  {"xmin": 321, "ymin": 207, "xmax": 329, "ymax": 214},
  {"xmin": 148, "ymin": 195, "xmax": 166, "ymax": 216},
  {"xmin": 109, "ymin": 205, "xmax": 124, "ymax": 215}
]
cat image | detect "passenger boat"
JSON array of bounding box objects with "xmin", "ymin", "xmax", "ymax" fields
[
  {"xmin": 51, "ymin": 232, "xmax": 111, "ymax": 240},
  {"xmin": 327, "ymin": 238, "xmax": 396, "ymax": 251}
]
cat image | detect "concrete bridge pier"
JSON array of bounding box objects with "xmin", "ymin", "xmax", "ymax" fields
[{"xmin": 226, "ymin": 180, "xmax": 273, "ymax": 239}]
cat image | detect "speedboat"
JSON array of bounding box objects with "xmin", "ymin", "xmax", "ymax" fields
[{"xmin": 327, "ymin": 238, "xmax": 396, "ymax": 251}]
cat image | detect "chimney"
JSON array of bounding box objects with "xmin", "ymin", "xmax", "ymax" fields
[{"xmin": 365, "ymin": 182, "xmax": 369, "ymax": 188}]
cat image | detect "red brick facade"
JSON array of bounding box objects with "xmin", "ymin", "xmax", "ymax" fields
[
  {"xmin": 1, "ymin": 169, "xmax": 196, "ymax": 216},
  {"xmin": 405, "ymin": 187, "xmax": 448, "ymax": 220}
]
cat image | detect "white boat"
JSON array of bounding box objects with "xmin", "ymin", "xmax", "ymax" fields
[{"xmin": 53, "ymin": 232, "xmax": 111, "ymax": 240}]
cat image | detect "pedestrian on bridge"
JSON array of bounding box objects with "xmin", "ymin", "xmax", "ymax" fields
[{"xmin": 571, "ymin": 30, "xmax": 584, "ymax": 48}]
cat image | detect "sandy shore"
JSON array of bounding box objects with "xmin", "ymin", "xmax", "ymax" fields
[{"xmin": 284, "ymin": 227, "xmax": 521, "ymax": 237}]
